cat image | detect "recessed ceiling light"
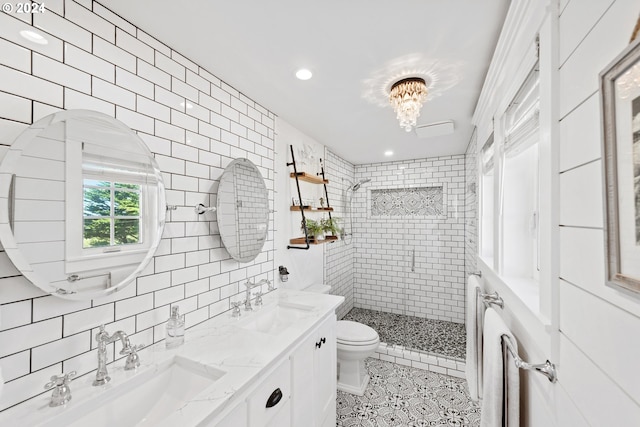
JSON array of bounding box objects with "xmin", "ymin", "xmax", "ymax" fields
[
  {"xmin": 295, "ymin": 69, "xmax": 313, "ymax": 80},
  {"xmin": 384, "ymin": 150, "xmax": 394, "ymax": 156},
  {"xmin": 19, "ymin": 30, "xmax": 48, "ymax": 45}
]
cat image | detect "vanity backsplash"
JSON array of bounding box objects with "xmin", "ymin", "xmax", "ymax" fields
[{"xmin": 0, "ymin": 0, "xmax": 275, "ymax": 412}]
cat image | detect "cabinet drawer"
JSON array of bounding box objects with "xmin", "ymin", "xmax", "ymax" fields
[
  {"xmin": 247, "ymin": 359, "xmax": 291, "ymax": 427},
  {"xmin": 206, "ymin": 401, "xmax": 246, "ymax": 426},
  {"xmin": 265, "ymin": 400, "xmax": 290, "ymax": 427}
]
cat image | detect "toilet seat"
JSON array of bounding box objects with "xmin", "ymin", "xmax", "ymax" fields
[{"xmin": 336, "ymin": 320, "xmax": 379, "ymax": 345}]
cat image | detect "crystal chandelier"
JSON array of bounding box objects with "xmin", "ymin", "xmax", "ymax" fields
[{"xmin": 389, "ymin": 77, "xmax": 428, "ymax": 132}]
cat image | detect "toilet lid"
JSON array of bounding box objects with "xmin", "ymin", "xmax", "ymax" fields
[{"xmin": 336, "ymin": 320, "xmax": 378, "ymax": 343}]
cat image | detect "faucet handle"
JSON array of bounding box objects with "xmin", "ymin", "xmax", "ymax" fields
[
  {"xmin": 121, "ymin": 344, "xmax": 142, "ymax": 371},
  {"xmin": 253, "ymin": 291, "xmax": 263, "ymax": 307},
  {"xmin": 231, "ymin": 301, "xmax": 242, "ymax": 317},
  {"xmin": 44, "ymin": 371, "xmax": 76, "ymax": 389},
  {"xmin": 120, "ymin": 343, "xmax": 143, "ymax": 356},
  {"xmin": 44, "ymin": 371, "xmax": 76, "ymax": 407}
]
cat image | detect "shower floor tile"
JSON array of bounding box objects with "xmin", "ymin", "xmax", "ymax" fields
[
  {"xmin": 342, "ymin": 308, "xmax": 466, "ymax": 359},
  {"xmin": 336, "ymin": 358, "xmax": 480, "ymax": 426}
]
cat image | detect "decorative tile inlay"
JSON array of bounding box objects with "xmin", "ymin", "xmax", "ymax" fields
[
  {"xmin": 343, "ymin": 308, "xmax": 466, "ymax": 359},
  {"xmin": 336, "ymin": 358, "xmax": 480, "ymax": 426},
  {"xmin": 370, "ymin": 187, "xmax": 443, "ymax": 217}
]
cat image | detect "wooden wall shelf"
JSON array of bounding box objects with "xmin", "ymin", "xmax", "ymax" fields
[
  {"xmin": 290, "ymin": 206, "xmax": 334, "ymax": 212},
  {"xmin": 289, "ymin": 236, "xmax": 338, "ymax": 245},
  {"xmin": 289, "ymin": 172, "xmax": 328, "ymax": 185},
  {"xmin": 287, "ymin": 145, "xmax": 334, "ymax": 250}
]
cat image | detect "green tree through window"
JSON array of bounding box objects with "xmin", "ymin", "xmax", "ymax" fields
[{"xmin": 83, "ymin": 180, "xmax": 141, "ymax": 248}]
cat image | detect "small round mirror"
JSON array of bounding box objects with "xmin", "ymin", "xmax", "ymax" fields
[
  {"xmin": 216, "ymin": 158, "xmax": 268, "ymax": 262},
  {"xmin": 0, "ymin": 110, "xmax": 166, "ymax": 300}
]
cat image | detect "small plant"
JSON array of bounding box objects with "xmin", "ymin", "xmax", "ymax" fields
[
  {"xmin": 301, "ymin": 218, "xmax": 324, "ymax": 240},
  {"xmin": 321, "ymin": 217, "xmax": 342, "ymax": 237}
]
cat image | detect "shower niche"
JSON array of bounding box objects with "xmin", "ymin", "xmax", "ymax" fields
[
  {"xmin": 286, "ymin": 145, "xmax": 337, "ymax": 249},
  {"xmin": 369, "ymin": 186, "xmax": 445, "ymax": 218}
]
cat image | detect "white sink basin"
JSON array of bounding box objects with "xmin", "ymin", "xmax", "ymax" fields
[
  {"xmin": 242, "ymin": 301, "xmax": 314, "ymax": 335},
  {"xmin": 49, "ymin": 356, "xmax": 225, "ymax": 427}
]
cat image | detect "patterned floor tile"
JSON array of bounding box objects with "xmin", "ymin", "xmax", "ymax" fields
[
  {"xmin": 336, "ymin": 358, "xmax": 480, "ymax": 427},
  {"xmin": 342, "ymin": 308, "xmax": 466, "ymax": 359}
]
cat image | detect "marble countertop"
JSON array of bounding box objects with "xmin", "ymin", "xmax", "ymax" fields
[{"xmin": 0, "ymin": 288, "xmax": 344, "ymax": 427}]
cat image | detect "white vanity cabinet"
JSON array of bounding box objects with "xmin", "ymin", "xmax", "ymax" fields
[
  {"xmin": 0, "ymin": 290, "xmax": 344, "ymax": 427},
  {"xmin": 291, "ymin": 314, "xmax": 337, "ymax": 427},
  {"xmin": 204, "ymin": 312, "xmax": 337, "ymax": 427}
]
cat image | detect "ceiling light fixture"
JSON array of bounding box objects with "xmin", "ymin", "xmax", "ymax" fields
[
  {"xmin": 384, "ymin": 150, "xmax": 394, "ymax": 156},
  {"xmin": 389, "ymin": 77, "xmax": 428, "ymax": 132},
  {"xmin": 19, "ymin": 30, "xmax": 48, "ymax": 45},
  {"xmin": 295, "ymin": 69, "xmax": 313, "ymax": 80}
]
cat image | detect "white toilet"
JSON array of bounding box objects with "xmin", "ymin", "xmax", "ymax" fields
[
  {"xmin": 335, "ymin": 320, "xmax": 380, "ymax": 395},
  {"xmin": 302, "ymin": 283, "xmax": 380, "ymax": 395}
]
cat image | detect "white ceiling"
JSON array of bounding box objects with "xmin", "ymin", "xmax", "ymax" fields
[{"xmin": 103, "ymin": 0, "xmax": 510, "ymax": 165}]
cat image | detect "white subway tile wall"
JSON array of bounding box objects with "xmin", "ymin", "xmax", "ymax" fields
[
  {"xmin": 351, "ymin": 156, "xmax": 466, "ymax": 323},
  {"xmin": 372, "ymin": 343, "xmax": 466, "ymax": 379},
  {"xmin": 464, "ymin": 135, "xmax": 478, "ymax": 276},
  {"xmin": 324, "ymin": 150, "xmax": 356, "ymax": 319},
  {"xmin": 0, "ymin": 1, "xmax": 274, "ymax": 412}
]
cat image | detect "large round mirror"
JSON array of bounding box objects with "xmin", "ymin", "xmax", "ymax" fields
[
  {"xmin": 216, "ymin": 158, "xmax": 268, "ymax": 262},
  {"xmin": 0, "ymin": 110, "xmax": 166, "ymax": 300}
]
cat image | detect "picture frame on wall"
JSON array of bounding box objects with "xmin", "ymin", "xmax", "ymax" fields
[{"xmin": 600, "ymin": 36, "xmax": 640, "ymax": 294}]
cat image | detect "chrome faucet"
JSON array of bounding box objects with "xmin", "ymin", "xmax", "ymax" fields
[
  {"xmin": 244, "ymin": 279, "xmax": 270, "ymax": 311},
  {"xmin": 93, "ymin": 325, "xmax": 141, "ymax": 386}
]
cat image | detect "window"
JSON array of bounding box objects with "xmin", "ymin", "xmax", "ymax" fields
[
  {"xmin": 83, "ymin": 179, "xmax": 142, "ymax": 249},
  {"xmin": 480, "ymin": 133, "xmax": 495, "ymax": 263},
  {"xmin": 501, "ymin": 65, "xmax": 540, "ymax": 280}
]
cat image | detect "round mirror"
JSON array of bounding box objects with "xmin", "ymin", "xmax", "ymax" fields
[
  {"xmin": 216, "ymin": 158, "xmax": 268, "ymax": 262},
  {"xmin": 0, "ymin": 110, "xmax": 166, "ymax": 300}
]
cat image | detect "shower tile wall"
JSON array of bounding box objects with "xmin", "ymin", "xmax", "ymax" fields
[
  {"xmin": 464, "ymin": 135, "xmax": 478, "ymax": 277},
  {"xmin": 352, "ymin": 156, "xmax": 466, "ymax": 323},
  {"xmin": 0, "ymin": 2, "xmax": 275, "ymax": 412},
  {"xmin": 324, "ymin": 150, "xmax": 355, "ymax": 319}
]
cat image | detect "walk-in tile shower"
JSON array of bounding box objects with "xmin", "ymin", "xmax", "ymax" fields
[{"xmin": 325, "ymin": 150, "xmax": 475, "ymax": 360}]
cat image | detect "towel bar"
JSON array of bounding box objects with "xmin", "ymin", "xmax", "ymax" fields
[
  {"xmin": 67, "ymin": 272, "xmax": 112, "ymax": 287},
  {"xmin": 475, "ymin": 287, "xmax": 504, "ymax": 309},
  {"xmin": 501, "ymin": 335, "xmax": 557, "ymax": 383}
]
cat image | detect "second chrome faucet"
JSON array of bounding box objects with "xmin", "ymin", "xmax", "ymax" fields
[
  {"xmin": 243, "ymin": 279, "xmax": 271, "ymax": 311},
  {"xmin": 93, "ymin": 325, "xmax": 141, "ymax": 386}
]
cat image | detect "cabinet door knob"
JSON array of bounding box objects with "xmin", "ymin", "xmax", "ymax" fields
[{"xmin": 265, "ymin": 387, "xmax": 283, "ymax": 408}]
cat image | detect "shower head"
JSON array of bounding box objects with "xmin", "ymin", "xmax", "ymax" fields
[{"xmin": 349, "ymin": 178, "xmax": 371, "ymax": 192}]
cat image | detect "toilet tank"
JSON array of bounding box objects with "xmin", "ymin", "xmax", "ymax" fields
[{"xmin": 303, "ymin": 284, "xmax": 331, "ymax": 294}]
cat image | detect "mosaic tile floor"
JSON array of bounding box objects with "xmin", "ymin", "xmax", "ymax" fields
[
  {"xmin": 336, "ymin": 358, "xmax": 480, "ymax": 426},
  {"xmin": 342, "ymin": 308, "xmax": 466, "ymax": 360}
]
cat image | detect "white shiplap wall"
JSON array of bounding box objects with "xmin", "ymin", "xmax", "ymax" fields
[
  {"xmin": 473, "ymin": 0, "xmax": 640, "ymax": 425},
  {"xmin": 0, "ymin": 0, "xmax": 275, "ymax": 412},
  {"xmin": 557, "ymin": 0, "xmax": 640, "ymax": 423}
]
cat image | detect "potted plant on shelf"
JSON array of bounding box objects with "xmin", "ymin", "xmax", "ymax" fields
[
  {"xmin": 321, "ymin": 217, "xmax": 342, "ymax": 240},
  {"xmin": 301, "ymin": 218, "xmax": 324, "ymax": 242}
]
